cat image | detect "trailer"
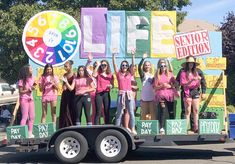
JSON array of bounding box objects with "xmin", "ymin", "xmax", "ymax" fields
[{"xmin": 6, "ymin": 125, "xmax": 228, "ymax": 163}]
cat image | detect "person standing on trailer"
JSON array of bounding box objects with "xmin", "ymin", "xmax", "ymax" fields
[
  {"xmin": 85, "ymin": 53, "xmax": 98, "ymax": 124},
  {"xmin": 137, "ymin": 53, "xmax": 155, "ymax": 120},
  {"xmin": 59, "ymin": 60, "xmax": 76, "ymax": 128},
  {"xmin": 64, "ymin": 65, "xmax": 95, "ymax": 126},
  {"xmin": 179, "ymin": 56, "xmax": 206, "ymax": 133},
  {"xmin": 153, "ymin": 59, "xmax": 176, "ymax": 134},
  {"xmin": 176, "ymin": 58, "xmax": 206, "ymax": 130},
  {"xmin": 18, "ymin": 65, "xmax": 36, "ymax": 138},
  {"xmin": 123, "ymin": 50, "xmax": 139, "ymax": 130},
  {"xmin": 112, "ymin": 50, "xmax": 137, "ymax": 135},
  {"xmin": 93, "ymin": 59, "xmax": 113, "ymax": 125},
  {"xmin": 39, "ymin": 64, "xmax": 59, "ymax": 124}
]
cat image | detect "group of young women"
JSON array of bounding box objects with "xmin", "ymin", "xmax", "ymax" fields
[{"xmin": 17, "ymin": 53, "xmax": 205, "ymax": 137}]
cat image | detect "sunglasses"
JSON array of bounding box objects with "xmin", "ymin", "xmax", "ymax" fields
[
  {"xmin": 122, "ymin": 64, "xmax": 129, "ymax": 68},
  {"xmin": 101, "ymin": 64, "xmax": 107, "ymax": 67},
  {"xmin": 160, "ymin": 65, "xmax": 167, "ymax": 68}
]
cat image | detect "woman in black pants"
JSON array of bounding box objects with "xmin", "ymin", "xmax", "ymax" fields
[
  {"xmin": 64, "ymin": 65, "xmax": 95, "ymax": 126},
  {"xmin": 93, "ymin": 60, "xmax": 114, "ymax": 125}
]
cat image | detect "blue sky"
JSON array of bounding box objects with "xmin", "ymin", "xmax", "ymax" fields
[{"xmin": 183, "ymin": 0, "xmax": 235, "ymax": 26}]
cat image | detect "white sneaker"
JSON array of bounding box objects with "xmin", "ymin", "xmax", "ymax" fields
[
  {"xmin": 132, "ymin": 129, "xmax": 137, "ymax": 135},
  {"xmin": 126, "ymin": 128, "xmax": 132, "ymax": 133},
  {"xmin": 160, "ymin": 128, "xmax": 165, "ymax": 135},
  {"xmin": 28, "ymin": 134, "xmax": 35, "ymax": 138}
]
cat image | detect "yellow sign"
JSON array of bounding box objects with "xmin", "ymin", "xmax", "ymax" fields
[
  {"xmin": 206, "ymin": 57, "xmax": 226, "ymax": 70},
  {"xmin": 205, "ymin": 94, "xmax": 225, "ymax": 107},
  {"xmin": 205, "ymin": 75, "xmax": 227, "ymax": 88}
]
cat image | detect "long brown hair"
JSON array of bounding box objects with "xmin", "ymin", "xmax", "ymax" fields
[
  {"xmin": 18, "ymin": 65, "xmax": 32, "ymax": 89},
  {"xmin": 98, "ymin": 60, "xmax": 112, "ymax": 74},
  {"xmin": 77, "ymin": 65, "xmax": 89, "ymax": 78},
  {"xmin": 185, "ymin": 62, "xmax": 198, "ymax": 80}
]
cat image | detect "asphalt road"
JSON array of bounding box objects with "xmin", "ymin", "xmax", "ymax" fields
[{"xmin": 0, "ymin": 142, "xmax": 235, "ymax": 164}]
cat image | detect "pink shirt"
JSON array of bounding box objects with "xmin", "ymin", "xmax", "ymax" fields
[
  {"xmin": 18, "ymin": 77, "xmax": 35, "ymax": 100},
  {"xmin": 116, "ymin": 71, "xmax": 132, "ymax": 91},
  {"xmin": 96, "ymin": 73, "xmax": 113, "ymax": 93},
  {"xmin": 154, "ymin": 72, "xmax": 175, "ymax": 102},
  {"xmin": 39, "ymin": 75, "xmax": 59, "ymax": 97},
  {"xmin": 74, "ymin": 77, "xmax": 92, "ymax": 95},
  {"xmin": 180, "ymin": 71, "xmax": 200, "ymax": 97}
]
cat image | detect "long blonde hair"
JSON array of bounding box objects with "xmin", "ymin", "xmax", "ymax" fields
[{"xmin": 154, "ymin": 59, "xmax": 171, "ymax": 81}]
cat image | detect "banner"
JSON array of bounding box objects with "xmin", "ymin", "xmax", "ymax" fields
[
  {"xmin": 174, "ymin": 30, "xmax": 211, "ymax": 59},
  {"xmin": 126, "ymin": 11, "xmax": 151, "ymax": 58},
  {"xmin": 106, "ymin": 11, "xmax": 126, "ymax": 58},
  {"xmin": 151, "ymin": 11, "xmax": 176, "ymax": 58},
  {"xmin": 80, "ymin": 8, "xmax": 107, "ymax": 58}
]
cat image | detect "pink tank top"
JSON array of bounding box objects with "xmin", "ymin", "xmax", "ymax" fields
[
  {"xmin": 74, "ymin": 77, "xmax": 91, "ymax": 95},
  {"xmin": 39, "ymin": 75, "xmax": 59, "ymax": 97},
  {"xmin": 116, "ymin": 71, "xmax": 132, "ymax": 91},
  {"xmin": 96, "ymin": 73, "xmax": 113, "ymax": 93}
]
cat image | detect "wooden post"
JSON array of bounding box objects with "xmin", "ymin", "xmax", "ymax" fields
[
  {"xmin": 223, "ymin": 71, "xmax": 228, "ymax": 134},
  {"xmin": 9, "ymin": 97, "xmax": 20, "ymax": 126}
]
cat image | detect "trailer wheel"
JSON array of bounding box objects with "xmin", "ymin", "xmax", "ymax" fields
[
  {"xmin": 54, "ymin": 131, "xmax": 88, "ymax": 163},
  {"xmin": 95, "ymin": 129, "xmax": 128, "ymax": 163}
]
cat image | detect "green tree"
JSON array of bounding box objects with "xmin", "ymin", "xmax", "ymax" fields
[
  {"xmin": 0, "ymin": 3, "xmax": 43, "ymax": 83},
  {"xmin": 220, "ymin": 11, "xmax": 235, "ymax": 105},
  {"xmin": 0, "ymin": 0, "xmax": 191, "ymax": 83}
]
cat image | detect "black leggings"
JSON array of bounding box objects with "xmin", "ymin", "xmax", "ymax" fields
[
  {"xmin": 159, "ymin": 101, "xmax": 174, "ymax": 129},
  {"xmin": 95, "ymin": 92, "xmax": 110, "ymax": 125},
  {"xmin": 74, "ymin": 94, "xmax": 92, "ymax": 125}
]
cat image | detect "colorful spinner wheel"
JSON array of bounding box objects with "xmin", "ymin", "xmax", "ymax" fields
[{"xmin": 22, "ymin": 10, "xmax": 81, "ymax": 66}]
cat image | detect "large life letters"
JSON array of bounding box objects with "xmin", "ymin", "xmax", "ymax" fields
[{"xmin": 80, "ymin": 8, "xmax": 176, "ymax": 58}]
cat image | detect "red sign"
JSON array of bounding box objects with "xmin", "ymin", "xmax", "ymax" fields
[{"xmin": 173, "ymin": 30, "xmax": 211, "ymax": 59}]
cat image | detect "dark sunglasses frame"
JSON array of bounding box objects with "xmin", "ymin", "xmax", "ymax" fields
[
  {"xmin": 101, "ymin": 64, "xmax": 107, "ymax": 67},
  {"xmin": 122, "ymin": 64, "xmax": 129, "ymax": 68},
  {"xmin": 160, "ymin": 65, "xmax": 167, "ymax": 68}
]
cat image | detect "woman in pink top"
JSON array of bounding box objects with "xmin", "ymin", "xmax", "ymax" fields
[
  {"xmin": 65, "ymin": 65, "xmax": 95, "ymax": 126},
  {"xmin": 154, "ymin": 59, "xmax": 176, "ymax": 134},
  {"xmin": 18, "ymin": 65, "xmax": 36, "ymax": 138},
  {"xmin": 93, "ymin": 59, "xmax": 114, "ymax": 125},
  {"xmin": 112, "ymin": 51, "xmax": 137, "ymax": 135},
  {"xmin": 85, "ymin": 53, "xmax": 99, "ymax": 124},
  {"xmin": 180, "ymin": 56, "xmax": 202, "ymax": 133},
  {"xmin": 39, "ymin": 64, "xmax": 59, "ymax": 124}
]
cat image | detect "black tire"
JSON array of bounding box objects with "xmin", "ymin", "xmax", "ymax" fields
[
  {"xmin": 95, "ymin": 129, "xmax": 128, "ymax": 163},
  {"xmin": 54, "ymin": 131, "xmax": 88, "ymax": 163}
]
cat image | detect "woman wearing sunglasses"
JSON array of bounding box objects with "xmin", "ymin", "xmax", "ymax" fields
[
  {"xmin": 93, "ymin": 59, "xmax": 114, "ymax": 125},
  {"xmin": 154, "ymin": 59, "xmax": 177, "ymax": 134},
  {"xmin": 112, "ymin": 50, "xmax": 137, "ymax": 135}
]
